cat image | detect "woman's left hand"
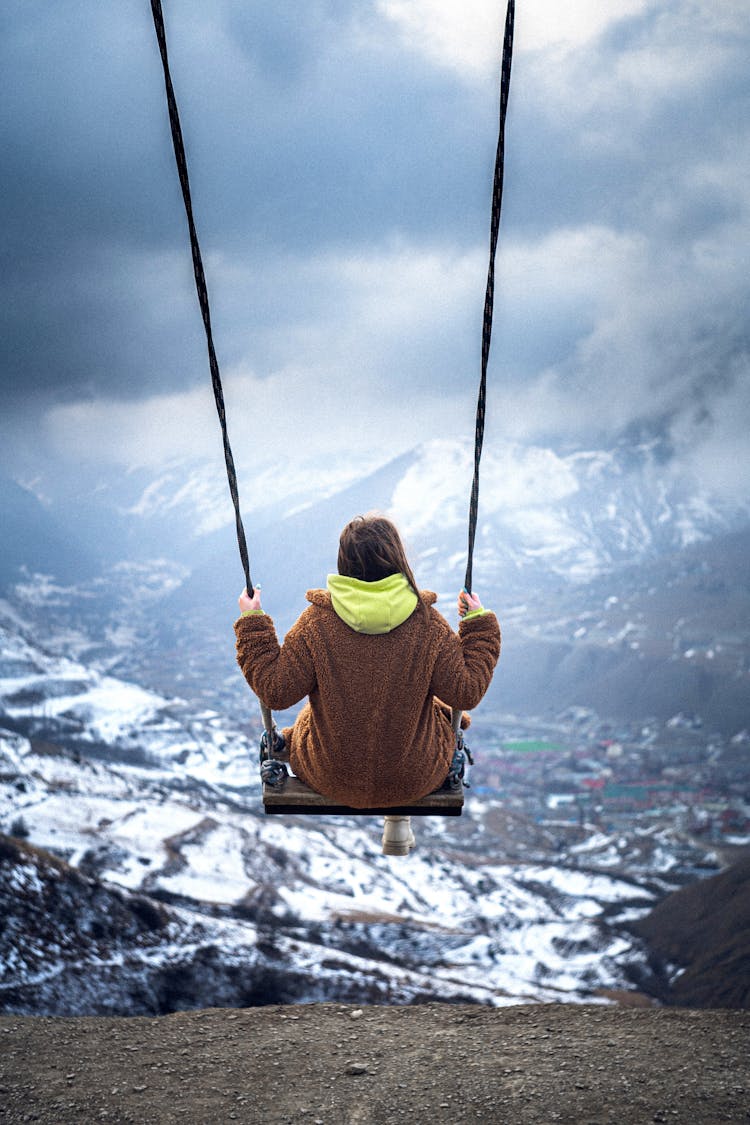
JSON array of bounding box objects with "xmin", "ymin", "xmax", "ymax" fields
[
  {"xmin": 457, "ymin": 589, "xmax": 482, "ymax": 618},
  {"xmin": 239, "ymin": 585, "xmax": 263, "ymax": 613}
]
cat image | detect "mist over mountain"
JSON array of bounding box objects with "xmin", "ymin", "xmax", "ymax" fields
[{"xmin": 0, "ymin": 475, "xmax": 90, "ymax": 588}]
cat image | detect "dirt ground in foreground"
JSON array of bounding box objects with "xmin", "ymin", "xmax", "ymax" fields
[{"xmin": 1, "ymin": 1003, "xmax": 748, "ymax": 1124}]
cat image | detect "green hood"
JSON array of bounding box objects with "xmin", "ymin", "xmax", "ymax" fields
[{"xmin": 326, "ymin": 573, "xmax": 418, "ymax": 635}]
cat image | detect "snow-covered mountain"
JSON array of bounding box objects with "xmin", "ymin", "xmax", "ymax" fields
[
  {"xmin": 1, "ymin": 447, "xmax": 386, "ymax": 581},
  {"xmin": 389, "ymin": 437, "xmax": 750, "ymax": 595},
  {"xmin": 0, "ymin": 608, "xmax": 252, "ymax": 785},
  {"xmin": 0, "ymin": 812, "xmax": 655, "ymax": 1016},
  {"xmin": 138, "ymin": 433, "xmax": 750, "ymax": 646},
  {"xmin": 0, "ymin": 708, "xmax": 659, "ymax": 1014}
]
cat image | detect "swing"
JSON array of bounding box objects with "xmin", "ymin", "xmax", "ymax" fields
[
  {"xmin": 262, "ymin": 779, "xmax": 466, "ymax": 816},
  {"xmin": 258, "ymin": 705, "xmax": 471, "ymax": 816},
  {"xmin": 149, "ymin": 0, "xmax": 515, "ymax": 817}
]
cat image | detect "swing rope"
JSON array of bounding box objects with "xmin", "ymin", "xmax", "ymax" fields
[
  {"xmin": 150, "ymin": 0, "xmax": 254, "ymax": 597},
  {"xmin": 464, "ymin": 0, "xmax": 515, "ymax": 594}
]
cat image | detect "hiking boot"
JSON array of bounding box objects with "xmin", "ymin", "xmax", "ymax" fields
[
  {"xmin": 260, "ymin": 759, "xmax": 288, "ymax": 788},
  {"xmin": 382, "ymin": 815, "xmax": 416, "ymax": 856}
]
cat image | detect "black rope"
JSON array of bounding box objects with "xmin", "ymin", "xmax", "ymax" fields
[
  {"xmin": 149, "ymin": 0, "xmax": 254, "ymax": 595},
  {"xmin": 464, "ymin": 0, "xmax": 515, "ymax": 594}
]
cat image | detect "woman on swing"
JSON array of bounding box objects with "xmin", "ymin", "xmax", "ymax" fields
[{"xmin": 235, "ymin": 514, "xmax": 501, "ymax": 854}]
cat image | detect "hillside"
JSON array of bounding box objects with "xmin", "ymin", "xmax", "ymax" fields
[
  {"xmin": 1, "ymin": 1004, "xmax": 748, "ymax": 1124},
  {"xmin": 496, "ymin": 523, "xmax": 750, "ymax": 735},
  {"xmin": 633, "ymin": 857, "xmax": 750, "ymax": 1009}
]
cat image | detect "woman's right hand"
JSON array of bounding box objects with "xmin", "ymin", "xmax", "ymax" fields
[
  {"xmin": 458, "ymin": 589, "xmax": 482, "ymax": 618},
  {"xmin": 239, "ymin": 585, "xmax": 263, "ymax": 614}
]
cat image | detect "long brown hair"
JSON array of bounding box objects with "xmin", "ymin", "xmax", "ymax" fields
[{"xmin": 337, "ymin": 514, "xmax": 424, "ymax": 612}]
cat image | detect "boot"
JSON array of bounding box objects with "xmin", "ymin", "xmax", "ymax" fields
[{"xmin": 382, "ymin": 815, "xmax": 416, "ymax": 856}]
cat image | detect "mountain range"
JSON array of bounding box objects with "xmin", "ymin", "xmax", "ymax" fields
[
  {"xmin": 2, "ymin": 435, "xmax": 749, "ymax": 734},
  {"xmin": 6, "ymin": 433, "xmax": 748, "ymax": 592}
]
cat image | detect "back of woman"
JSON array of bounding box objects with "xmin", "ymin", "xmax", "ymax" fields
[{"xmin": 235, "ymin": 515, "xmax": 501, "ymax": 809}]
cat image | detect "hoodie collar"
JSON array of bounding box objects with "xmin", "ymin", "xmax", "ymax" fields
[{"xmin": 322, "ymin": 573, "xmax": 419, "ymax": 635}]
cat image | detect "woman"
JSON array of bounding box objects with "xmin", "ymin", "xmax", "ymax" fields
[{"xmin": 235, "ymin": 514, "xmax": 501, "ymax": 854}]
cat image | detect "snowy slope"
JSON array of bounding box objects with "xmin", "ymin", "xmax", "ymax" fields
[
  {"xmin": 0, "ymin": 612, "xmax": 687, "ymax": 1016},
  {"xmin": 0, "ymin": 615, "xmax": 254, "ymax": 787},
  {"xmin": 388, "ymin": 438, "xmax": 750, "ymax": 595},
  {"xmin": 0, "ymin": 719, "xmax": 655, "ymax": 1013}
]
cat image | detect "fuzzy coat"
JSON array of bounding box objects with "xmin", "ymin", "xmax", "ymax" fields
[{"xmin": 234, "ymin": 589, "xmax": 501, "ymax": 808}]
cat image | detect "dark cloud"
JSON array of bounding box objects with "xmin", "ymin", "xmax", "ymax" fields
[
  {"xmin": 0, "ymin": 0, "xmax": 495, "ymax": 410},
  {"xmin": 0, "ymin": 0, "xmax": 748, "ymax": 500}
]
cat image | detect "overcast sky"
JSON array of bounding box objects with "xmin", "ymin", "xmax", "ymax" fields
[{"xmin": 1, "ymin": 0, "xmax": 748, "ymax": 504}]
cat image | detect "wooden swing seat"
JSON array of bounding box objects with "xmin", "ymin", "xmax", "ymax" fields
[{"xmin": 262, "ymin": 774, "xmax": 463, "ymax": 816}]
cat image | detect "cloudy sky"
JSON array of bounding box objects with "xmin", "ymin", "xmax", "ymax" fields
[{"xmin": 1, "ymin": 0, "xmax": 748, "ymax": 507}]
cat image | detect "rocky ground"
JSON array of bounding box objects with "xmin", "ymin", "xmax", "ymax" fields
[{"xmin": 1, "ymin": 1003, "xmax": 748, "ymax": 1124}]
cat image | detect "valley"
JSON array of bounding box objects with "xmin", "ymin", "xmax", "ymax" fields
[{"xmin": 1, "ymin": 434, "xmax": 748, "ymax": 1015}]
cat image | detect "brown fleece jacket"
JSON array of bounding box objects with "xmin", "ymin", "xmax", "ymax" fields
[{"xmin": 234, "ymin": 590, "xmax": 501, "ymax": 808}]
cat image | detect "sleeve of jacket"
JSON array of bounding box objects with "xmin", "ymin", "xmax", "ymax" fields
[
  {"xmin": 234, "ymin": 611, "xmax": 317, "ymax": 710},
  {"xmin": 428, "ymin": 611, "xmax": 501, "ymax": 712}
]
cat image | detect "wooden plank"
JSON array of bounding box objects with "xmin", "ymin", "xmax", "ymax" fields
[{"xmin": 263, "ymin": 775, "xmax": 463, "ymax": 816}]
